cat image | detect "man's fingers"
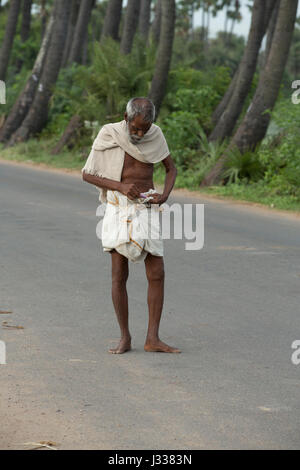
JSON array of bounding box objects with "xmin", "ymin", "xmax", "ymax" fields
[
  {"xmin": 149, "ymin": 195, "xmax": 160, "ymax": 203},
  {"xmin": 128, "ymin": 185, "xmax": 140, "ymax": 199},
  {"xmin": 129, "ymin": 192, "xmax": 139, "ymax": 199}
]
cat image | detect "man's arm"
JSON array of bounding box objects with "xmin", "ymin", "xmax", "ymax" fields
[
  {"xmin": 82, "ymin": 172, "xmax": 141, "ymax": 200},
  {"xmin": 150, "ymin": 154, "xmax": 177, "ymax": 205}
]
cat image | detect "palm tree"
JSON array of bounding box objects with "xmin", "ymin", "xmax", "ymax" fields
[
  {"xmin": 40, "ymin": 0, "xmax": 48, "ymax": 40},
  {"xmin": 8, "ymin": 0, "xmax": 71, "ymax": 144},
  {"xmin": 0, "ymin": 8, "xmax": 55, "ymax": 143},
  {"xmin": 101, "ymin": 0, "xmax": 123, "ymax": 42},
  {"xmin": 264, "ymin": 0, "xmax": 280, "ymax": 64},
  {"xmin": 149, "ymin": 0, "xmax": 176, "ymax": 116},
  {"xmin": 201, "ymin": 0, "xmax": 299, "ymax": 186},
  {"xmin": 139, "ymin": 0, "xmax": 152, "ymax": 42},
  {"xmin": 151, "ymin": 0, "xmax": 162, "ymax": 44},
  {"xmin": 16, "ymin": 0, "xmax": 33, "ymax": 72},
  {"xmin": 232, "ymin": 0, "xmax": 298, "ymax": 151},
  {"xmin": 68, "ymin": 0, "xmax": 95, "ymax": 65},
  {"xmin": 120, "ymin": 0, "xmax": 140, "ymax": 54},
  {"xmin": 0, "ymin": 0, "xmax": 22, "ymax": 81},
  {"xmin": 209, "ymin": 0, "xmax": 276, "ymax": 142},
  {"xmin": 62, "ymin": 0, "xmax": 80, "ymax": 67}
]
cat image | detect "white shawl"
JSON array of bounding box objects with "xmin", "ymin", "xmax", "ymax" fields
[{"xmin": 81, "ymin": 120, "xmax": 170, "ymax": 203}]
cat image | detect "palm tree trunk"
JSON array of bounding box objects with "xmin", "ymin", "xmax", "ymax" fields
[
  {"xmin": 16, "ymin": 0, "xmax": 33, "ymax": 72},
  {"xmin": 264, "ymin": 0, "xmax": 280, "ymax": 65},
  {"xmin": 51, "ymin": 114, "xmax": 83, "ymax": 155},
  {"xmin": 232, "ymin": 0, "xmax": 298, "ymax": 151},
  {"xmin": 206, "ymin": 6, "xmax": 210, "ymax": 42},
  {"xmin": 0, "ymin": 10, "xmax": 55, "ymax": 143},
  {"xmin": 120, "ymin": 0, "xmax": 140, "ymax": 54},
  {"xmin": 211, "ymin": 67, "xmax": 239, "ymax": 126},
  {"xmin": 209, "ymin": 0, "xmax": 276, "ymax": 143},
  {"xmin": 62, "ymin": 0, "xmax": 80, "ymax": 67},
  {"xmin": 68, "ymin": 0, "xmax": 94, "ymax": 65},
  {"xmin": 40, "ymin": 0, "xmax": 48, "ymax": 40},
  {"xmin": 201, "ymin": 0, "xmax": 298, "ymax": 186},
  {"xmin": 101, "ymin": 0, "xmax": 123, "ymax": 42},
  {"xmin": 20, "ymin": 0, "xmax": 32, "ymax": 41},
  {"xmin": 224, "ymin": 4, "xmax": 229, "ymax": 36},
  {"xmin": 0, "ymin": 0, "xmax": 22, "ymax": 81},
  {"xmin": 148, "ymin": 0, "xmax": 176, "ymax": 117},
  {"xmin": 139, "ymin": 0, "xmax": 152, "ymax": 43},
  {"xmin": 151, "ymin": 0, "xmax": 162, "ymax": 44},
  {"xmin": 201, "ymin": 5, "xmax": 205, "ymax": 41},
  {"xmin": 8, "ymin": 0, "xmax": 71, "ymax": 145},
  {"xmin": 228, "ymin": 17, "xmax": 236, "ymax": 43},
  {"xmin": 190, "ymin": 3, "xmax": 194, "ymax": 35}
]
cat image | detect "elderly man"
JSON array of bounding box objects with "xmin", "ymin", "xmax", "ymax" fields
[{"xmin": 82, "ymin": 97, "xmax": 180, "ymax": 354}]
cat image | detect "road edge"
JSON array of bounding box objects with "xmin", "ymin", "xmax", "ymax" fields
[{"xmin": 1, "ymin": 157, "xmax": 300, "ymax": 222}]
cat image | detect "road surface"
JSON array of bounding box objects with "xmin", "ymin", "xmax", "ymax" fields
[{"xmin": 0, "ymin": 160, "xmax": 300, "ymax": 450}]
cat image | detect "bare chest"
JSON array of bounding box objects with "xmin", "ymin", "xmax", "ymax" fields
[{"xmin": 121, "ymin": 152, "xmax": 154, "ymax": 185}]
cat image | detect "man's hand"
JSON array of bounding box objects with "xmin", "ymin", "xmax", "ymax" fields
[
  {"xmin": 148, "ymin": 193, "xmax": 167, "ymax": 206},
  {"xmin": 119, "ymin": 183, "xmax": 141, "ymax": 200}
]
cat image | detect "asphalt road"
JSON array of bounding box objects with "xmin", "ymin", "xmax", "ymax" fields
[{"xmin": 0, "ymin": 160, "xmax": 300, "ymax": 450}]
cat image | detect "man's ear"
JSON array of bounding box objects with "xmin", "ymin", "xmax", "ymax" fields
[{"xmin": 124, "ymin": 112, "xmax": 128, "ymax": 122}]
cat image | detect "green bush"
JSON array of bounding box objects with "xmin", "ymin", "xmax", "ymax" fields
[
  {"xmin": 223, "ymin": 148, "xmax": 266, "ymax": 184},
  {"xmin": 161, "ymin": 111, "xmax": 201, "ymax": 154}
]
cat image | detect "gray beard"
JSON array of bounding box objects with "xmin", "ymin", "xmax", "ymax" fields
[{"xmin": 126, "ymin": 123, "xmax": 143, "ymax": 145}]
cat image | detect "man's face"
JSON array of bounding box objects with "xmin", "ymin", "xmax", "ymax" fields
[{"xmin": 125, "ymin": 113, "xmax": 152, "ymax": 145}]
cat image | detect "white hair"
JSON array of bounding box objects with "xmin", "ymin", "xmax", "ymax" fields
[{"xmin": 126, "ymin": 97, "xmax": 155, "ymax": 123}]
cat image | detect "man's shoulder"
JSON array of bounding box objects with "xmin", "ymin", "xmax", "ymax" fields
[
  {"xmin": 100, "ymin": 120, "xmax": 123, "ymax": 130},
  {"xmin": 151, "ymin": 122, "xmax": 161, "ymax": 131},
  {"xmin": 97, "ymin": 120, "xmax": 124, "ymax": 137},
  {"xmin": 150, "ymin": 123, "xmax": 165, "ymax": 137}
]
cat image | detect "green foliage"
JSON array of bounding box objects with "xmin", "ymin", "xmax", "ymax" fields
[
  {"xmin": 174, "ymin": 87, "xmax": 219, "ymax": 130},
  {"xmin": 44, "ymin": 64, "xmax": 85, "ymax": 137},
  {"xmin": 0, "ymin": 68, "xmax": 32, "ymax": 120},
  {"xmin": 44, "ymin": 37, "xmax": 157, "ymax": 137},
  {"xmin": 162, "ymin": 111, "xmax": 201, "ymax": 155},
  {"xmin": 223, "ymin": 148, "xmax": 266, "ymax": 184},
  {"xmin": 285, "ymin": 23, "xmax": 300, "ymax": 90},
  {"xmin": 1, "ymin": 1, "xmax": 299, "ymax": 212},
  {"xmin": 161, "ymin": 66, "xmax": 230, "ymax": 137},
  {"xmin": 217, "ymin": 97, "xmax": 300, "ymax": 202},
  {"xmin": 0, "ymin": 137, "xmax": 86, "ymax": 170},
  {"xmin": 159, "ymin": 111, "xmax": 228, "ymax": 188},
  {"xmin": 156, "ymin": 65, "xmax": 232, "ymax": 186},
  {"xmin": 208, "ymin": 31, "xmax": 245, "ymax": 70},
  {"xmin": 10, "ymin": 17, "xmax": 42, "ymax": 72},
  {"xmin": 166, "ymin": 65, "xmax": 230, "ymax": 106}
]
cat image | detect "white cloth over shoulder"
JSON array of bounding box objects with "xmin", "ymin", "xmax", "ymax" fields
[
  {"xmin": 81, "ymin": 120, "xmax": 170, "ymax": 203},
  {"xmin": 101, "ymin": 189, "xmax": 164, "ymax": 263}
]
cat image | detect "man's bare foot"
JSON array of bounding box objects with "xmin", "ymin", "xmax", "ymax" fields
[
  {"xmin": 144, "ymin": 339, "xmax": 181, "ymax": 353},
  {"xmin": 108, "ymin": 337, "xmax": 131, "ymax": 354}
]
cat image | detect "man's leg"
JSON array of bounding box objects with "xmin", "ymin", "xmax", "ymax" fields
[
  {"xmin": 144, "ymin": 253, "xmax": 181, "ymax": 353},
  {"xmin": 109, "ymin": 249, "xmax": 131, "ymax": 354}
]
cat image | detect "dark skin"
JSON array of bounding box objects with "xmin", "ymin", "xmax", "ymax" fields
[{"xmin": 83, "ymin": 112, "xmax": 180, "ymax": 354}]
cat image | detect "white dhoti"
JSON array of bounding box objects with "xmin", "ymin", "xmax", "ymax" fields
[{"xmin": 101, "ymin": 189, "xmax": 164, "ymax": 263}]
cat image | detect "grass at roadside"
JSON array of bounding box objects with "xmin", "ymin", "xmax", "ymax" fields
[
  {"xmin": 197, "ymin": 184, "xmax": 300, "ymax": 212},
  {"xmin": 154, "ymin": 162, "xmax": 300, "ymax": 212},
  {"xmin": 1, "ymin": 139, "xmax": 300, "ymax": 213},
  {"xmin": 0, "ymin": 138, "xmax": 86, "ymax": 171}
]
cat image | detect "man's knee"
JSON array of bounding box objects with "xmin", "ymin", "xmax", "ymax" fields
[
  {"xmin": 112, "ymin": 266, "xmax": 129, "ymax": 285},
  {"xmin": 146, "ymin": 265, "xmax": 165, "ymax": 282}
]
